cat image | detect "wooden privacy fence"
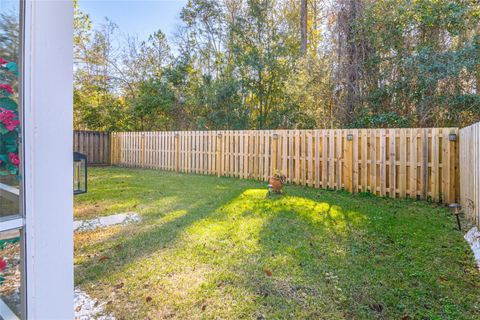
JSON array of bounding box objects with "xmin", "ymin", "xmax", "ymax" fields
[
  {"xmin": 111, "ymin": 128, "xmax": 459, "ymax": 203},
  {"xmin": 460, "ymin": 122, "xmax": 480, "ymax": 226},
  {"xmin": 74, "ymin": 131, "xmax": 110, "ymax": 165}
]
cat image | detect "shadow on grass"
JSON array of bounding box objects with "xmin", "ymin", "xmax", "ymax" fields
[
  {"xmin": 189, "ymin": 189, "xmax": 369, "ymax": 318},
  {"xmin": 75, "ymin": 170, "xmax": 262, "ymax": 286},
  {"xmin": 75, "ymin": 169, "xmax": 480, "ymax": 319},
  {"xmin": 182, "ymin": 188, "xmax": 478, "ymax": 319}
]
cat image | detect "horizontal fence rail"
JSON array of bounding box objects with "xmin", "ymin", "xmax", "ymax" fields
[
  {"xmin": 111, "ymin": 128, "xmax": 459, "ymax": 203},
  {"xmin": 74, "ymin": 131, "xmax": 110, "ymax": 165},
  {"xmin": 460, "ymin": 122, "xmax": 480, "ymax": 226}
]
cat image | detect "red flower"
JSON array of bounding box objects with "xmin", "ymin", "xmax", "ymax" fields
[
  {"xmin": 0, "ymin": 84, "xmax": 13, "ymax": 95},
  {"xmin": 8, "ymin": 153, "xmax": 19, "ymax": 166},
  {"xmin": 0, "ymin": 258, "xmax": 6, "ymax": 272},
  {"xmin": 0, "ymin": 108, "xmax": 19, "ymax": 131},
  {"xmin": 0, "ymin": 57, "xmax": 7, "ymax": 65}
]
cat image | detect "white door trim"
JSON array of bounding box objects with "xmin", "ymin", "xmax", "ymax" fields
[{"xmin": 22, "ymin": 1, "xmax": 74, "ymax": 319}]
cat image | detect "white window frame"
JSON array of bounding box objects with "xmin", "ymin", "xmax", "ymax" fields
[{"xmin": 21, "ymin": 0, "xmax": 74, "ymax": 319}]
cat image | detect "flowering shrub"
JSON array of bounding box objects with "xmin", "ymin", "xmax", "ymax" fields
[
  {"xmin": 0, "ymin": 84, "xmax": 13, "ymax": 95},
  {"xmin": 0, "ymin": 257, "xmax": 5, "ymax": 272},
  {"xmin": 0, "ymin": 57, "xmax": 19, "ymax": 176}
]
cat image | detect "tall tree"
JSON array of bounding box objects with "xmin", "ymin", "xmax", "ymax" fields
[
  {"xmin": 73, "ymin": 0, "xmax": 480, "ymax": 131},
  {"xmin": 300, "ymin": 0, "xmax": 307, "ymax": 54}
]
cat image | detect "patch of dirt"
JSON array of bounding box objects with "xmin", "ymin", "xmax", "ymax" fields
[
  {"xmin": 75, "ymin": 225, "xmax": 124, "ymax": 249},
  {"xmin": 75, "ymin": 203, "xmax": 109, "ymax": 220}
]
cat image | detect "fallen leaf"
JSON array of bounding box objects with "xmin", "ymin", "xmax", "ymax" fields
[
  {"xmin": 99, "ymin": 256, "xmax": 109, "ymax": 262},
  {"xmin": 264, "ymin": 268, "xmax": 272, "ymax": 277}
]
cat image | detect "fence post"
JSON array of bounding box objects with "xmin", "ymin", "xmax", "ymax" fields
[
  {"xmin": 345, "ymin": 130, "xmax": 353, "ymax": 192},
  {"xmin": 217, "ymin": 132, "xmax": 222, "ymax": 177},
  {"xmin": 175, "ymin": 132, "xmax": 179, "ymax": 172},
  {"xmin": 272, "ymin": 133, "xmax": 278, "ymax": 173},
  {"xmin": 141, "ymin": 133, "xmax": 145, "ymax": 168},
  {"xmin": 421, "ymin": 130, "xmax": 428, "ymax": 199},
  {"xmin": 446, "ymin": 128, "xmax": 458, "ymax": 203},
  {"xmin": 110, "ymin": 132, "xmax": 115, "ymax": 165}
]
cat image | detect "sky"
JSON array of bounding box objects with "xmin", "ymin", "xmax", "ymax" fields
[{"xmin": 78, "ymin": 0, "xmax": 188, "ymax": 44}]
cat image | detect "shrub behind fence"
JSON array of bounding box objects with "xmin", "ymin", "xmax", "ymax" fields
[{"xmin": 110, "ymin": 128, "xmax": 459, "ymax": 203}]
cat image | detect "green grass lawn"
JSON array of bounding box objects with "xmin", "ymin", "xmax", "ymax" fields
[{"xmin": 74, "ymin": 167, "xmax": 480, "ymax": 320}]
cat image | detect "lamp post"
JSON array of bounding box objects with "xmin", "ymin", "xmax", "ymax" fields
[
  {"xmin": 73, "ymin": 152, "xmax": 87, "ymax": 195},
  {"xmin": 448, "ymin": 203, "xmax": 462, "ymax": 231}
]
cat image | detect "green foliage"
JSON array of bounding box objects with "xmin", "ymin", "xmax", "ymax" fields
[
  {"xmin": 194, "ymin": 76, "xmax": 249, "ymax": 129},
  {"xmin": 351, "ymin": 111, "xmax": 410, "ymax": 129},
  {"xmin": 73, "ymin": 0, "xmax": 480, "ymax": 131},
  {"xmin": 358, "ymin": 0, "xmax": 480, "ymax": 127}
]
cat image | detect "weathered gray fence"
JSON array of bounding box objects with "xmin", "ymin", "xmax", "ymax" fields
[
  {"xmin": 460, "ymin": 121, "xmax": 480, "ymax": 227},
  {"xmin": 73, "ymin": 131, "xmax": 110, "ymax": 165}
]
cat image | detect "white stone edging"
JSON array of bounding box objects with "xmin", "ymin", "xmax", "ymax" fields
[
  {"xmin": 74, "ymin": 212, "xmax": 140, "ymax": 232},
  {"xmin": 464, "ymin": 226, "xmax": 480, "ymax": 270}
]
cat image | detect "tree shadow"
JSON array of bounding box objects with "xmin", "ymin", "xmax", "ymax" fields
[
  {"xmin": 193, "ymin": 188, "xmax": 367, "ymax": 318},
  {"xmin": 202, "ymin": 188, "xmax": 479, "ymax": 319},
  {"xmin": 75, "ymin": 173, "xmax": 480, "ymax": 319},
  {"xmin": 74, "ymin": 170, "xmax": 263, "ymax": 287}
]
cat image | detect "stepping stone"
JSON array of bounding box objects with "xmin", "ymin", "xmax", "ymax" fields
[{"xmin": 74, "ymin": 212, "xmax": 140, "ymax": 232}]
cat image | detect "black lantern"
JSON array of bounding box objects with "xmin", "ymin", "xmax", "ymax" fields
[{"xmin": 73, "ymin": 152, "xmax": 87, "ymax": 195}]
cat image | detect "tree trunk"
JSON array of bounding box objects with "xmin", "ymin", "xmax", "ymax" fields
[
  {"xmin": 300, "ymin": 0, "xmax": 308, "ymax": 54},
  {"xmin": 345, "ymin": 0, "xmax": 359, "ymax": 123},
  {"xmin": 336, "ymin": 0, "xmax": 362, "ymax": 125}
]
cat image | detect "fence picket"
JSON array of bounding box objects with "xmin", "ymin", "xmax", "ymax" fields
[{"xmin": 389, "ymin": 129, "xmax": 396, "ymax": 198}]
